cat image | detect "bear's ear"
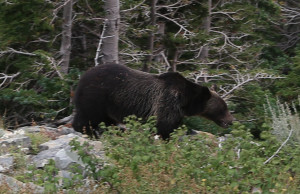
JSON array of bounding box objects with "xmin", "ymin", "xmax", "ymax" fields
[{"xmin": 210, "ymin": 84, "xmax": 218, "ymax": 92}]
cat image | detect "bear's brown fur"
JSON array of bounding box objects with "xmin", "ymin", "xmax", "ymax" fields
[{"xmin": 73, "ymin": 64, "xmax": 233, "ymax": 139}]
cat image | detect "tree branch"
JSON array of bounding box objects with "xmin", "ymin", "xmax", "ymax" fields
[
  {"xmin": 0, "ymin": 72, "xmax": 20, "ymax": 89},
  {"xmin": 210, "ymin": 30, "xmax": 243, "ymax": 51},
  {"xmin": 189, "ymin": 69, "xmax": 284, "ymax": 100},
  {"xmin": 156, "ymin": 13, "xmax": 195, "ymax": 38},
  {"xmin": 0, "ymin": 48, "xmax": 37, "ymax": 57},
  {"xmin": 220, "ymin": 70, "xmax": 285, "ymax": 99},
  {"xmin": 160, "ymin": 51, "xmax": 171, "ymax": 70},
  {"xmin": 264, "ymin": 128, "xmax": 293, "ymax": 164},
  {"xmin": 121, "ymin": 0, "xmax": 146, "ymax": 12},
  {"xmin": 95, "ymin": 19, "xmax": 108, "ymax": 66}
]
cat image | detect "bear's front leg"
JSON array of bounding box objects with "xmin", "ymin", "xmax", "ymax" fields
[{"xmin": 156, "ymin": 119, "xmax": 182, "ymax": 140}]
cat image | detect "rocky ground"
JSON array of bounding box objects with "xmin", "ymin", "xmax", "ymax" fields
[
  {"xmin": 0, "ymin": 125, "xmax": 227, "ymax": 193},
  {"xmin": 0, "ymin": 125, "xmax": 105, "ymax": 193}
]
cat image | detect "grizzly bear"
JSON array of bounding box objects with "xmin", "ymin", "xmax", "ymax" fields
[{"xmin": 72, "ymin": 64, "xmax": 233, "ymax": 139}]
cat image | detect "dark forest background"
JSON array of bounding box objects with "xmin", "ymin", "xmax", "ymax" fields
[
  {"xmin": 1, "ymin": 1, "xmax": 300, "ymax": 193},
  {"xmin": 0, "ymin": 0, "xmax": 299, "ymax": 137}
]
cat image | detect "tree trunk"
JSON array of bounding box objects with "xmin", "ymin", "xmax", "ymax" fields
[
  {"xmin": 100, "ymin": 0, "xmax": 120, "ymax": 65},
  {"xmin": 59, "ymin": 0, "xmax": 73, "ymax": 74},
  {"xmin": 143, "ymin": 0, "xmax": 157, "ymax": 72},
  {"xmin": 170, "ymin": 49, "xmax": 179, "ymax": 72},
  {"xmin": 199, "ymin": 0, "xmax": 211, "ymax": 61}
]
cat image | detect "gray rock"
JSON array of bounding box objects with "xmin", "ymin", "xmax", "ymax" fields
[
  {"xmin": 0, "ymin": 125, "xmax": 107, "ymax": 193},
  {"xmin": 0, "ymin": 135, "xmax": 31, "ymax": 154},
  {"xmin": 1, "ymin": 129, "xmax": 23, "ymax": 139},
  {"xmin": 32, "ymin": 133, "xmax": 105, "ymax": 171},
  {"xmin": 32, "ymin": 134, "xmax": 85, "ymax": 168},
  {"xmin": 38, "ymin": 133, "xmax": 81, "ymax": 151},
  {"xmin": 31, "ymin": 148, "xmax": 58, "ymax": 168},
  {"xmin": 56, "ymin": 125, "xmax": 79, "ymax": 135},
  {"xmin": 55, "ymin": 147, "xmax": 84, "ymax": 170},
  {"xmin": 0, "ymin": 154, "xmax": 14, "ymax": 173},
  {"xmin": 18, "ymin": 126, "xmax": 48, "ymax": 133},
  {"xmin": 0, "ymin": 173, "xmax": 44, "ymax": 193},
  {"xmin": 0, "ymin": 128, "xmax": 4, "ymax": 138},
  {"xmin": 59, "ymin": 170, "xmax": 74, "ymax": 179},
  {"xmin": 17, "ymin": 125, "xmax": 80, "ymax": 138}
]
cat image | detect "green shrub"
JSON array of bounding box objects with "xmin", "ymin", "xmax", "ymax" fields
[
  {"xmin": 0, "ymin": 67, "xmax": 80, "ymax": 128},
  {"xmin": 69, "ymin": 116, "xmax": 300, "ymax": 193},
  {"xmin": 265, "ymin": 96, "xmax": 300, "ymax": 145},
  {"xmin": 26, "ymin": 132, "xmax": 51, "ymax": 154},
  {"xmin": 15, "ymin": 158, "xmax": 84, "ymax": 192}
]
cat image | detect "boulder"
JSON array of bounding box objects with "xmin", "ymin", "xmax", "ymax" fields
[
  {"xmin": 0, "ymin": 173, "xmax": 44, "ymax": 193},
  {"xmin": 55, "ymin": 147, "xmax": 85, "ymax": 170},
  {"xmin": 31, "ymin": 133, "xmax": 81, "ymax": 168},
  {"xmin": 0, "ymin": 154, "xmax": 14, "ymax": 173},
  {"xmin": 31, "ymin": 133, "xmax": 104, "ymax": 169},
  {"xmin": 0, "ymin": 135, "xmax": 31, "ymax": 154}
]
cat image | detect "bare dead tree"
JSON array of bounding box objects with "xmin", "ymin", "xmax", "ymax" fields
[
  {"xmin": 50, "ymin": 0, "xmax": 72, "ymax": 24},
  {"xmin": 59, "ymin": 0, "xmax": 73, "ymax": 74},
  {"xmin": 0, "ymin": 48, "xmax": 36, "ymax": 89},
  {"xmin": 143, "ymin": 0, "xmax": 157, "ymax": 72},
  {"xmin": 189, "ymin": 69, "xmax": 285, "ymax": 100},
  {"xmin": 188, "ymin": 69, "xmax": 227, "ymax": 83},
  {"xmin": 118, "ymin": 0, "xmax": 262, "ymax": 73},
  {"xmin": 275, "ymin": 2, "xmax": 300, "ymax": 51},
  {"xmin": 200, "ymin": 3, "xmax": 247, "ymax": 66},
  {"xmin": 199, "ymin": 0, "xmax": 212, "ymax": 61},
  {"xmin": 219, "ymin": 71, "xmax": 285, "ymax": 100},
  {"xmin": 100, "ymin": 0, "xmax": 120, "ymax": 65},
  {"xmin": 170, "ymin": 49, "xmax": 179, "ymax": 72},
  {"xmin": 152, "ymin": 1, "xmax": 249, "ymax": 70},
  {"xmin": 119, "ymin": 0, "xmax": 197, "ymax": 70},
  {"xmin": 95, "ymin": 19, "xmax": 108, "ymax": 66}
]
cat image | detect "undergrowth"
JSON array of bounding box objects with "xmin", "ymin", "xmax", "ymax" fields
[
  {"xmin": 265, "ymin": 96, "xmax": 300, "ymax": 145},
  {"xmin": 70, "ymin": 115, "xmax": 300, "ymax": 193},
  {"xmin": 4, "ymin": 98, "xmax": 300, "ymax": 193}
]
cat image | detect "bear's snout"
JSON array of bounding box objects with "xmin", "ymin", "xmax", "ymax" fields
[
  {"xmin": 222, "ymin": 120, "xmax": 233, "ymax": 128},
  {"xmin": 220, "ymin": 113, "xmax": 234, "ymax": 128}
]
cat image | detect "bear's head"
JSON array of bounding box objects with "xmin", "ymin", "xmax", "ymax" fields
[
  {"xmin": 159, "ymin": 72, "xmax": 234, "ymax": 128},
  {"xmin": 200, "ymin": 90, "xmax": 234, "ymax": 128}
]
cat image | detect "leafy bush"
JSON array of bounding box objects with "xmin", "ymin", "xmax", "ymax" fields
[
  {"xmin": 265, "ymin": 96, "xmax": 300, "ymax": 145},
  {"xmin": 17, "ymin": 159, "xmax": 60, "ymax": 193},
  {"xmin": 69, "ymin": 116, "xmax": 300, "ymax": 193},
  {"xmin": 0, "ymin": 67, "xmax": 80, "ymax": 128},
  {"xmin": 69, "ymin": 138, "xmax": 103, "ymax": 180},
  {"xmin": 273, "ymin": 46, "xmax": 300, "ymax": 102},
  {"xmin": 16, "ymin": 159, "xmax": 84, "ymax": 193}
]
